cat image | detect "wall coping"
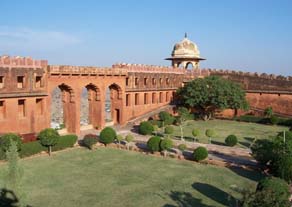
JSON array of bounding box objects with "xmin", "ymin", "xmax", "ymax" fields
[{"xmin": 0, "ymin": 55, "xmax": 48, "ymax": 68}]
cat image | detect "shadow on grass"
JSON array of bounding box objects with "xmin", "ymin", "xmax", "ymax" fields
[
  {"xmin": 238, "ymin": 141, "xmax": 251, "ymax": 148},
  {"xmin": 210, "ymin": 140, "xmax": 226, "ymax": 146},
  {"xmin": 244, "ymin": 137, "xmax": 255, "ymax": 142},
  {"xmin": 192, "ymin": 182, "xmax": 236, "ymax": 207},
  {"xmin": 162, "ymin": 191, "xmax": 213, "ymax": 207},
  {"xmin": 209, "ymin": 151, "xmax": 257, "ymax": 167},
  {"xmin": 0, "ymin": 188, "xmax": 32, "ymax": 207},
  {"xmin": 228, "ymin": 166, "xmax": 264, "ymax": 182}
]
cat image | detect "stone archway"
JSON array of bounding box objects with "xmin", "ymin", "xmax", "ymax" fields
[
  {"xmin": 85, "ymin": 83, "xmax": 102, "ymax": 129},
  {"xmin": 50, "ymin": 83, "xmax": 76, "ymax": 134},
  {"xmin": 108, "ymin": 83, "xmax": 123, "ymax": 125}
]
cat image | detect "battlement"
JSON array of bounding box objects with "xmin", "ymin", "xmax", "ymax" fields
[
  {"xmin": 0, "ymin": 55, "xmax": 48, "ymax": 68},
  {"xmin": 208, "ymin": 68, "xmax": 292, "ymax": 82},
  {"xmin": 48, "ymin": 65, "xmax": 127, "ymax": 76},
  {"xmin": 112, "ymin": 63, "xmax": 185, "ymax": 74}
]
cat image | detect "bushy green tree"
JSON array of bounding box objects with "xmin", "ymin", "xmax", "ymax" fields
[
  {"xmin": 225, "ymin": 135, "xmax": 238, "ymax": 147},
  {"xmin": 0, "ymin": 133, "xmax": 22, "ymax": 152},
  {"xmin": 99, "ymin": 127, "xmax": 116, "ymax": 146},
  {"xmin": 159, "ymin": 111, "xmax": 175, "ymax": 127},
  {"xmin": 139, "ymin": 121, "xmax": 154, "ymax": 135},
  {"xmin": 38, "ymin": 128, "xmax": 59, "ymax": 156},
  {"xmin": 147, "ymin": 136, "xmax": 161, "ymax": 153},
  {"xmin": 193, "ymin": 146, "xmax": 208, "ymax": 161},
  {"xmin": 177, "ymin": 76, "xmax": 249, "ymax": 120},
  {"xmin": 242, "ymin": 177, "xmax": 290, "ymax": 207},
  {"xmin": 192, "ymin": 129, "xmax": 200, "ymax": 142},
  {"xmin": 160, "ymin": 138, "xmax": 173, "ymax": 157}
]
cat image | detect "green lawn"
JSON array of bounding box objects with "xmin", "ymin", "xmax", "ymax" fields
[
  {"xmin": 0, "ymin": 148, "xmax": 263, "ymax": 207},
  {"xmin": 172, "ymin": 119, "xmax": 288, "ymax": 147}
]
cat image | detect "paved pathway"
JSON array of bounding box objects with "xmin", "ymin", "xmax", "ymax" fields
[{"xmin": 80, "ymin": 125, "xmax": 257, "ymax": 167}]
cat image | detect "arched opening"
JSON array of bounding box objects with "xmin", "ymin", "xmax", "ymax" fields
[
  {"xmin": 177, "ymin": 62, "xmax": 184, "ymax": 69},
  {"xmin": 186, "ymin": 62, "xmax": 194, "ymax": 70},
  {"xmin": 50, "ymin": 83, "xmax": 75, "ymax": 133},
  {"xmin": 105, "ymin": 83, "xmax": 122, "ymax": 125},
  {"xmin": 80, "ymin": 83, "xmax": 101, "ymax": 130}
]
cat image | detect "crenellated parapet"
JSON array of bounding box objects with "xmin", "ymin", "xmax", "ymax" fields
[
  {"xmin": 208, "ymin": 68, "xmax": 292, "ymax": 93},
  {"xmin": 208, "ymin": 68, "xmax": 292, "ymax": 82},
  {"xmin": 48, "ymin": 65, "xmax": 127, "ymax": 76},
  {"xmin": 0, "ymin": 55, "xmax": 48, "ymax": 68},
  {"xmin": 112, "ymin": 63, "xmax": 185, "ymax": 74}
]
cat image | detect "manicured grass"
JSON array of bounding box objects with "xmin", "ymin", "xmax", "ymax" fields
[
  {"xmin": 0, "ymin": 148, "xmax": 263, "ymax": 207},
  {"xmin": 172, "ymin": 119, "xmax": 288, "ymax": 147}
]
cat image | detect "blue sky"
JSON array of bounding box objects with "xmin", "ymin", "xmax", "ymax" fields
[{"xmin": 0, "ymin": 0, "xmax": 291, "ymax": 75}]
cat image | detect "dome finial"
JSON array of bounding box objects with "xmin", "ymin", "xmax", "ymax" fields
[{"xmin": 184, "ymin": 32, "xmax": 187, "ymax": 38}]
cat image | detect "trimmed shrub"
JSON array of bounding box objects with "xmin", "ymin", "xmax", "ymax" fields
[
  {"xmin": 147, "ymin": 136, "xmax": 162, "ymax": 153},
  {"xmin": 116, "ymin": 134, "xmax": 124, "ymax": 143},
  {"xmin": 251, "ymin": 139, "xmax": 274, "ymax": 165},
  {"xmin": 205, "ymin": 129, "xmax": 215, "ymax": 138},
  {"xmin": 192, "ymin": 129, "xmax": 200, "ymax": 137},
  {"xmin": 159, "ymin": 111, "xmax": 175, "ymax": 125},
  {"xmin": 139, "ymin": 121, "xmax": 154, "ymax": 135},
  {"xmin": 38, "ymin": 128, "xmax": 60, "ymax": 155},
  {"xmin": 160, "ymin": 138, "xmax": 173, "ymax": 151},
  {"xmin": 125, "ymin": 134, "xmax": 134, "ymax": 143},
  {"xmin": 270, "ymin": 115, "xmax": 279, "ymax": 125},
  {"xmin": 193, "ymin": 146, "xmax": 208, "ymax": 161},
  {"xmin": 164, "ymin": 125, "xmax": 174, "ymax": 135},
  {"xmin": 0, "ymin": 133, "xmax": 22, "ymax": 152},
  {"xmin": 19, "ymin": 141, "xmax": 45, "ymax": 158},
  {"xmin": 53, "ymin": 134, "xmax": 77, "ymax": 151},
  {"xmin": 99, "ymin": 127, "xmax": 116, "ymax": 145},
  {"xmin": 225, "ymin": 135, "xmax": 238, "ymax": 147},
  {"xmin": 178, "ymin": 144, "xmax": 187, "ymax": 152}
]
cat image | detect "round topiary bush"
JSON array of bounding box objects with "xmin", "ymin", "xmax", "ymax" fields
[
  {"xmin": 178, "ymin": 144, "xmax": 187, "ymax": 152},
  {"xmin": 38, "ymin": 128, "xmax": 60, "ymax": 155},
  {"xmin": 225, "ymin": 135, "xmax": 238, "ymax": 147},
  {"xmin": 125, "ymin": 134, "xmax": 134, "ymax": 143},
  {"xmin": 192, "ymin": 129, "xmax": 200, "ymax": 137},
  {"xmin": 193, "ymin": 146, "xmax": 208, "ymax": 161},
  {"xmin": 147, "ymin": 136, "xmax": 162, "ymax": 153},
  {"xmin": 0, "ymin": 133, "xmax": 22, "ymax": 152},
  {"xmin": 99, "ymin": 127, "xmax": 116, "ymax": 145},
  {"xmin": 83, "ymin": 134, "xmax": 98, "ymax": 150},
  {"xmin": 139, "ymin": 121, "xmax": 154, "ymax": 135},
  {"xmin": 164, "ymin": 125, "xmax": 174, "ymax": 135},
  {"xmin": 160, "ymin": 138, "xmax": 173, "ymax": 151},
  {"xmin": 205, "ymin": 129, "xmax": 215, "ymax": 138}
]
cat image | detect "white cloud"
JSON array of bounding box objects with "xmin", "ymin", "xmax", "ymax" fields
[{"xmin": 0, "ymin": 26, "xmax": 82, "ymax": 52}]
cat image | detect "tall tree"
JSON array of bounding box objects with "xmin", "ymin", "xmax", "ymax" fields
[{"xmin": 177, "ymin": 76, "xmax": 249, "ymax": 120}]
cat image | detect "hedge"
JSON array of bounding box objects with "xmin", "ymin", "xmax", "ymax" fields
[
  {"xmin": 52, "ymin": 134, "xmax": 78, "ymax": 151},
  {"xmin": 236, "ymin": 115, "xmax": 292, "ymax": 127},
  {"xmin": 20, "ymin": 141, "xmax": 46, "ymax": 158}
]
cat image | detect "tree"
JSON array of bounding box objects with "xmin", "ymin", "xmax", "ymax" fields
[
  {"xmin": 0, "ymin": 133, "xmax": 22, "ymax": 152},
  {"xmin": 99, "ymin": 127, "xmax": 116, "ymax": 146},
  {"xmin": 205, "ymin": 129, "xmax": 215, "ymax": 144},
  {"xmin": 159, "ymin": 111, "xmax": 175, "ymax": 129},
  {"xmin": 193, "ymin": 147, "xmax": 208, "ymax": 161},
  {"xmin": 139, "ymin": 121, "xmax": 154, "ymax": 135},
  {"xmin": 160, "ymin": 138, "xmax": 173, "ymax": 157},
  {"xmin": 125, "ymin": 134, "xmax": 134, "ymax": 150},
  {"xmin": 38, "ymin": 128, "xmax": 59, "ymax": 156},
  {"xmin": 177, "ymin": 144, "xmax": 187, "ymax": 159},
  {"xmin": 147, "ymin": 136, "xmax": 162, "ymax": 153},
  {"xmin": 4, "ymin": 141, "xmax": 27, "ymax": 207},
  {"xmin": 164, "ymin": 125, "xmax": 174, "ymax": 138},
  {"xmin": 177, "ymin": 76, "xmax": 249, "ymax": 120},
  {"xmin": 264, "ymin": 106, "xmax": 273, "ymax": 118},
  {"xmin": 242, "ymin": 177, "xmax": 290, "ymax": 207},
  {"xmin": 116, "ymin": 134, "xmax": 124, "ymax": 148},
  {"xmin": 177, "ymin": 107, "xmax": 191, "ymax": 141},
  {"xmin": 192, "ymin": 129, "xmax": 200, "ymax": 142}
]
